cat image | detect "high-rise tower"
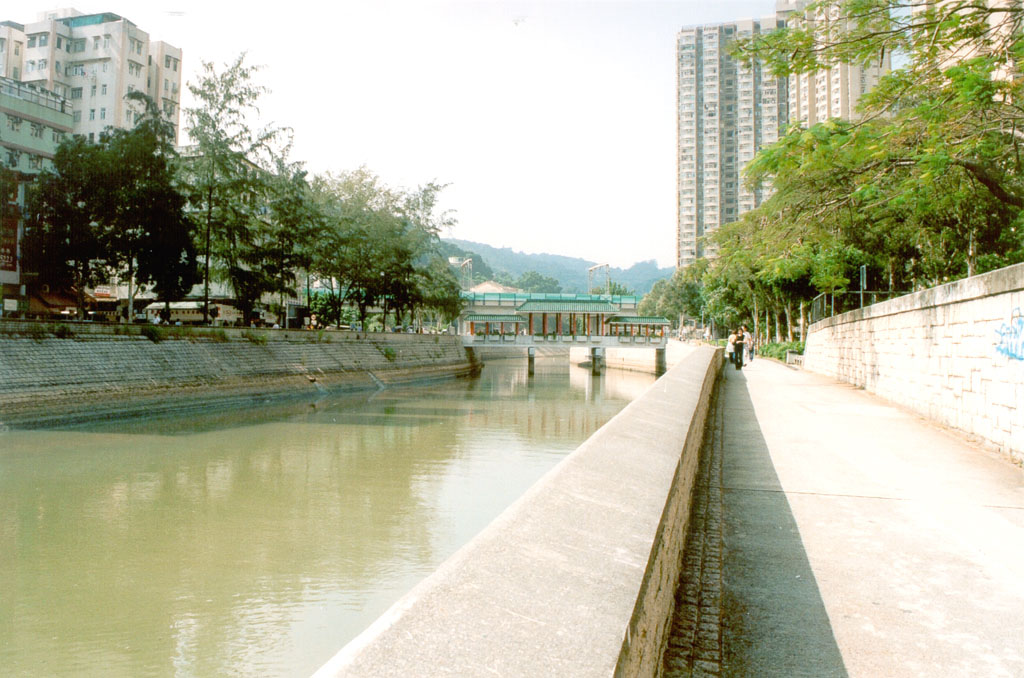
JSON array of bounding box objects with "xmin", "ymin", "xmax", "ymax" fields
[{"xmin": 676, "ymin": 15, "xmax": 787, "ymax": 269}]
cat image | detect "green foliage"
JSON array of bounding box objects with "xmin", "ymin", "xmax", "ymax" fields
[
  {"xmin": 22, "ymin": 323, "xmax": 49, "ymax": 339},
  {"xmin": 309, "ymin": 168, "xmax": 459, "ymax": 329},
  {"xmin": 241, "ymin": 329, "xmax": 267, "ymax": 345},
  {"xmin": 664, "ymin": 0, "xmax": 1024, "ymax": 338},
  {"xmin": 140, "ymin": 325, "xmax": 165, "ymax": 343},
  {"xmin": 516, "ymin": 270, "xmax": 562, "ymax": 293},
  {"xmin": 379, "ymin": 345, "xmax": 396, "ymax": 362},
  {"xmin": 759, "ymin": 342, "xmax": 805, "ymax": 361},
  {"xmin": 53, "ymin": 324, "xmax": 73, "ymax": 339}
]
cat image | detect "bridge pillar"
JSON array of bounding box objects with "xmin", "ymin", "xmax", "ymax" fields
[
  {"xmin": 590, "ymin": 346, "xmax": 604, "ymax": 375},
  {"xmin": 527, "ymin": 346, "xmax": 535, "ymax": 376},
  {"xmin": 655, "ymin": 347, "xmax": 666, "ymax": 377}
]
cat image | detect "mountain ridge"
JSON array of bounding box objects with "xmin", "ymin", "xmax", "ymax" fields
[{"xmin": 441, "ymin": 238, "xmax": 673, "ymax": 294}]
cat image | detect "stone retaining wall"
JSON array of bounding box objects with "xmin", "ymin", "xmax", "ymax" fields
[
  {"xmin": 312, "ymin": 346, "xmax": 723, "ymax": 678},
  {"xmin": 804, "ymin": 262, "xmax": 1024, "ymax": 463},
  {"xmin": 0, "ymin": 323, "xmax": 473, "ymax": 426}
]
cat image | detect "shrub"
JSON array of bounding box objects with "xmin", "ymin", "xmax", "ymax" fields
[
  {"xmin": 380, "ymin": 346, "xmax": 396, "ymax": 362},
  {"xmin": 53, "ymin": 324, "xmax": 74, "ymax": 339},
  {"xmin": 758, "ymin": 341, "xmax": 805, "ymax": 361},
  {"xmin": 140, "ymin": 324, "xmax": 165, "ymax": 343},
  {"xmin": 242, "ymin": 329, "xmax": 267, "ymax": 345},
  {"xmin": 23, "ymin": 323, "xmax": 49, "ymax": 339}
]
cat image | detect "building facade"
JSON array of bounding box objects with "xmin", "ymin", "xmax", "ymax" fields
[
  {"xmin": 780, "ymin": 1, "xmax": 889, "ymax": 126},
  {"xmin": 0, "ymin": 77, "xmax": 73, "ymax": 312},
  {"xmin": 0, "ymin": 8, "xmax": 181, "ymax": 144},
  {"xmin": 676, "ymin": 1, "xmax": 889, "ymax": 269},
  {"xmin": 676, "ymin": 15, "xmax": 787, "ymax": 269}
]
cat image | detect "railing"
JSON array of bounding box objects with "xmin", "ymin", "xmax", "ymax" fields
[
  {"xmin": 811, "ymin": 290, "xmax": 911, "ymax": 324},
  {"xmin": 460, "ymin": 334, "xmax": 668, "ymax": 348}
]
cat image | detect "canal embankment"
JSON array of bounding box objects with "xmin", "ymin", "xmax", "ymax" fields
[
  {"xmin": 0, "ymin": 321, "xmax": 475, "ymax": 427},
  {"xmin": 312, "ymin": 345, "xmax": 723, "ymax": 678}
]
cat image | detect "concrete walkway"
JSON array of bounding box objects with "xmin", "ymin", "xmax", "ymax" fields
[{"xmin": 666, "ymin": 357, "xmax": 1024, "ymax": 678}]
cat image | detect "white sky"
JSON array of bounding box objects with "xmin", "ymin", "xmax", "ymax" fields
[{"xmin": 15, "ymin": 0, "xmax": 777, "ymax": 268}]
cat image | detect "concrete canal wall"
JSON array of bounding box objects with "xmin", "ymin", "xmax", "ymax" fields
[
  {"xmin": 804, "ymin": 262, "xmax": 1024, "ymax": 464},
  {"xmin": 313, "ymin": 346, "xmax": 723, "ymax": 678},
  {"xmin": 0, "ymin": 321, "xmax": 474, "ymax": 426}
]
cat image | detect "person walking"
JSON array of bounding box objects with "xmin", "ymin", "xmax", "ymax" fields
[
  {"xmin": 733, "ymin": 328, "xmax": 745, "ymax": 370},
  {"xmin": 726, "ymin": 329, "xmax": 736, "ymax": 366},
  {"xmin": 742, "ymin": 325, "xmax": 754, "ymax": 363}
]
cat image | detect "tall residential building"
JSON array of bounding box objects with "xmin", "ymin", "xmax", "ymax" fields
[
  {"xmin": 676, "ymin": 1, "xmax": 890, "ymax": 269},
  {"xmin": 0, "ymin": 8, "xmax": 182, "ymax": 144},
  {"xmin": 779, "ymin": 2, "xmax": 889, "ymax": 126},
  {"xmin": 676, "ymin": 15, "xmax": 787, "ymax": 268}
]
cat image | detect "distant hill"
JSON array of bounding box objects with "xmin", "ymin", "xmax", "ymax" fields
[{"xmin": 442, "ymin": 238, "xmax": 673, "ymax": 295}]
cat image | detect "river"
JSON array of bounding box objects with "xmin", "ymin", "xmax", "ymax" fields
[{"xmin": 0, "ymin": 359, "xmax": 655, "ymax": 677}]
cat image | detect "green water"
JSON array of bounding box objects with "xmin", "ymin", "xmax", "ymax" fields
[{"xmin": 0, "ymin": 360, "xmax": 655, "ymax": 677}]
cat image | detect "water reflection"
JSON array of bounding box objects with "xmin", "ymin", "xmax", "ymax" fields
[{"xmin": 0, "ymin": 360, "xmax": 654, "ymax": 678}]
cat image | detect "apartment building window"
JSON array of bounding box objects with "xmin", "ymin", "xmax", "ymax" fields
[
  {"xmin": 93, "ymin": 36, "xmax": 100, "ymax": 50},
  {"xmin": 6, "ymin": 115, "xmax": 21, "ymax": 132},
  {"xmin": 104, "ymin": 35, "xmax": 110, "ymax": 48},
  {"xmin": 128, "ymin": 61, "xmax": 142, "ymax": 77},
  {"xmin": 6, "ymin": 151, "xmax": 19, "ymax": 168},
  {"xmin": 71, "ymin": 87, "xmax": 82, "ymax": 99},
  {"xmin": 26, "ymin": 60, "xmax": 36, "ymax": 73},
  {"xmin": 90, "ymin": 85, "xmax": 96, "ymax": 97},
  {"xmin": 29, "ymin": 155, "xmax": 43, "ymax": 170},
  {"xmin": 38, "ymin": 59, "xmax": 47, "ymax": 70},
  {"xmin": 39, "ymin": 34, "xmax": 48, "ymax": 47},
  {"xmin": 164, "ymin": 78, "xmax": 169, "ymax": 92},
  {"xmin": 102, "ymin": 62, "xmax": 107, "ymax": 72},
  {"xmin": 52, "ymin": 129, "xmax": 64, "ymax": 143},
  {"xmin": 73, "ymin": 111, "xmax": 81, "ymax": 122},
  {"xmin": 89, "ymin": 109, "xmax": 95, "ymax": 120},
  {"xmin": 100, "ymin": 108, "xmax": 106, "ymax": 120},
  {"xmin": 71, "ymin": 39, "xmax": 85, "ymax": 53},
  {"xmin": 136, "ymin": 40, "xmax": 143, "ymax": 55},
  {"xmin": 69, "ymin": 63, "xmax": 85, "ymax": 76},
  {"xmin": 28, "ymin": 36, "xmax": 37, "ymax": 48},
  {"xmin": 30, "ymin": 123, "xmax": 44, "ymax": 138},
  {"xmin": 88, "ymin": 132, "xmax": 94, "ymax": 143},
  {"xmin": 14, "ymin": 42, "xmax": 20, "ymax": 56},
  {"xmin": 56, "ymin": 36, "xmax": 61, "ymax": 49}
]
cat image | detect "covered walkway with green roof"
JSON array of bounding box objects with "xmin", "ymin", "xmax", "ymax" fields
[{"xmin": 458, "ymin": 292, "xmax": 670, "ymax": 344}]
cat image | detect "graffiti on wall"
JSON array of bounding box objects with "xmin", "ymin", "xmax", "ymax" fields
[{"xmin": 995, "ymin": 308, "xmax": 1024, "ymax": 360}]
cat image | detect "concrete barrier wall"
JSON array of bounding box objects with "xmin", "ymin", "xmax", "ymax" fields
[
  {"xmin": 0, "ymin": 324, "xmax": 473, "ymax": 426},
  {"xmin": 804, "ymin": 262, "xmax": 1024, "ymax": 463},
  {"xmin": 313, "ymin": 346, "xmax": 723, "ymax": 678}
]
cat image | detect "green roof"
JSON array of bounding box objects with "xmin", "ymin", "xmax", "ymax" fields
[
  {"xmin": 607, "ymin": 316, "xmax": 671, "ymax": 325},
  {"xmin": 465, "ymin": 314, "xmax": 526, "ymax": 323},
  {"xmin": 516, "ymin": 300, "xmax": 619, "ymax": 313}
]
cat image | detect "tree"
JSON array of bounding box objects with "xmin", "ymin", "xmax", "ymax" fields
[
  {"xmin": 22, "ymin": 136, "xmax": 108, "ymax": 318},
  {"xmin": 516, "ymin": 270, "xmax": 561, "ymax": 293},
  {"xmin": 182, "ymin": 53, "xmax": 289, "ymax": 323},
  {"xmin": 104, "ymin": 92, "xmax": 197, "ymax": 320},
  {"xmin": 310, "ymin": 168, "xmax": 458, "ymax": 329},
  {"xmin": 730, "ymin": 0, "xmax": 1024, "ymax": 291}
]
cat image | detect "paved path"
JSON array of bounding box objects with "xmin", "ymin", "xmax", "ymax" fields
[{"xmin": 665, "ymin": 357, "xmax": 1024, "ymax": 678}]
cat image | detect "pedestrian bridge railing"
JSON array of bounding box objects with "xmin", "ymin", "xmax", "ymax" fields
[{"xmin": 460, "ymin": 334, "xmax": 669, "ymax": 349}]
